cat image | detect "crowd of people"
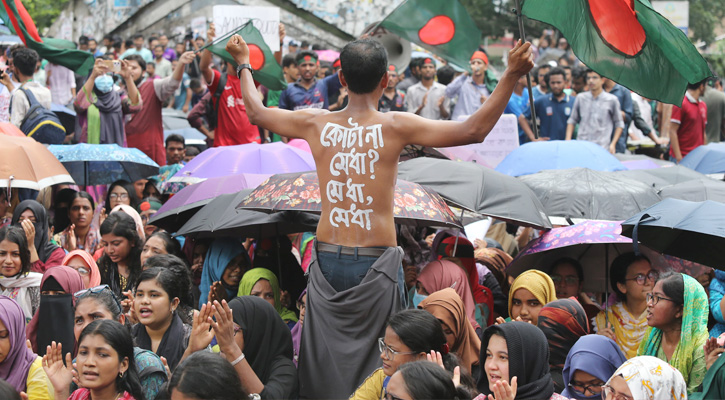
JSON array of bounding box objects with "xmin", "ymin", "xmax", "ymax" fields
[{"xmin": 0, "ymin": 13, "xmax": 723, "ymax": 400}]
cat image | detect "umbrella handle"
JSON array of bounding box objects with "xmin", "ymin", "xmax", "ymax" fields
[{"xmin": 631, "ymin": 214, "xmax": 659, "ymax": 256}]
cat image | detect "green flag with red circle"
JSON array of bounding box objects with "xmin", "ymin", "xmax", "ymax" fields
[
  {"xmin": 379, "ymin": 0, "xmax": 481, "ymax": 71},
  {"xmin": 207, "ymin": 21, "xmax": 287, "ymax": 91},
  {"xmin": 522, "ymin": 0, "xmax": 712, "ymax": 106}
]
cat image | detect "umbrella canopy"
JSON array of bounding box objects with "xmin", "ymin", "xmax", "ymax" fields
[
  {"xmin": 614, "ymin": 153, "xmax": 674, "ymax": 167},
  {"xmin": 495, "ymin": 140, "xmax": 627, "ymax": 177},
  {"xmin": 0, "ymin": 135, "xmax": 74, "ymax": 190},
  {"xmin": 287, "ymin": 139, "xmax": 311, "ymax": 153},
  {"xmin": 48, "ymin": 143, "xmax": 160, "ymax": 186},
  {"xmin": 434, "ymin": 145, "xmax": 495, "ymax": 168},
  {"xmin": 616, "ymin": 165, "xmax": 709, "ymax": 190},
  {"xmin": 168, "ymin": 142, "xmax": 316, "ymax": 184},
  {"xmin": 176, "ymin": 190, "xmax": 320, "ymax": 239},
  {"xmin": 519, "ymin": 168, "xmax": 661, "ymax": 220},
  {"xmin": 658, "ymin": 178, "xmax": 725, "ymax": 204},
  {"xmin": 621, "ymin": 199, "xmax": 725, "ymax": 269},
  {"xmin": 162, "ymin": 108, "xmax": 192, "ymax": 130},
  {"xmin": 238, "ymin": 171, "xmax": 462, "ymax": 229},
  {"xmin": 680, "ymin": 143, "xmax": 725, "ymax": 174},
  {"xmin": 150, "ymin": 174, "xmax": 270, "ymax": 232},
  {"xmin": 398, "ymin": 157, "xmax": 552, "ymax": 229}
]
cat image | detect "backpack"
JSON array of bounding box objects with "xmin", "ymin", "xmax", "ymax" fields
[
  {"xmin": 11, "ymin": 87, "xmax": 66, "ymax": 144},
  {"xmin": 204, "ymin": 73, "xmax": 227, "ymax": 130}
]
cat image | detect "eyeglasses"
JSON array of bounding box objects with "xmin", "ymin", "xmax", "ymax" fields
[
  {"xmin": 568, "ymin": 381, "xmax": 603, "ymax": 396},
  {"xmin": 551, "ymin": 275, "xmax": 579, "ymax": 286},
  {"xmin": 74, "ymin": 285, "xmax": 122, "ymax": 311},
  {"xmin": 646, "ymin": 292, "xmax": 676, "ymax": 306},
  {"xmin": 378, "ymin": 337, "xmax": 417, "ymax": 361},
  {"xmin": 624, "ymin": 270, "xmax": 658, "ymax": 285},
  {"xmin": 109, "ymin": 193, "xmax": 129, "ymax": 200},
  {"xmin": 600, "ymin": 385, "xmax": 633, "ymax": 400}
]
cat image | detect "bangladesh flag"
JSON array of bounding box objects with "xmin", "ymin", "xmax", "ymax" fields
[
  {"xmin": 379, "ymin": 0, "xmax": 481, "ymax": 71},
  {"xmin": 206, "ymin": 21, "xmax": 287, "ymax": 91},
  {"xmin": 523, "ymin": 0, "xmax": 712, "ymax": 106},
  {"xmin": 0, "ymin": 0, "xmax": 94, "ymax": 75}
]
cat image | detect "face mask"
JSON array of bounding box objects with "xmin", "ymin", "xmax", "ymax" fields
[
  {"xmin": 94, "ymin": 74, "xmax": 114, "ymax": 93},
  {"xmin": 412, "ymin": 292, "xmax": 428, "ymax": 308}
]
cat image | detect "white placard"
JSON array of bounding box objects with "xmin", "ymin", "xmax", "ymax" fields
[
  {"xmin": 652, "ymin": 1, "xmax": 689, "ymax": 34},
  {"xmin": 438, "ymin": 114, "xmax": 519, "ymax": 168},
  {"xmin": 190, "ymin": 16, "xmax": 207, "ymax": 41},
  {"xmin": 212, "ymin": 5, "xmax": 280, "ymax": 51}
]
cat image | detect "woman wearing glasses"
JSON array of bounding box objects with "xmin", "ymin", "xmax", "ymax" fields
[
  {"xmin": 601, "ymin": 356, "xmax": 686, "ymax": 400},
  {"xmin": 593, "ymin": 253, "xmax": 657, "ymax": 359},
  {"xmin": 104, "ymin": 180, "xmax": 140, "ymax": 216},
  {"xmin": 560, "ymin": 335, "xmax": 626, "ymax": 400},
  {"xmin": 73, "ymin": 285, "xmax": 168, "ymax": 400},
  {"xmin": 352, "ymin": 309, "xmax": 459, "ymax": 400},
  {"xmin": 62, "ymin": 250, "xmax": 102, "ymax": 289},
  {"xmin": 637, "ymin": 271, "xmax": 709, "ymax": 393}
]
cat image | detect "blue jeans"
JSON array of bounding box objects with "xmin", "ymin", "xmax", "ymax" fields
[{"xmin": 317, "ymin": 247, "xmax": 408, "ymax": 307}]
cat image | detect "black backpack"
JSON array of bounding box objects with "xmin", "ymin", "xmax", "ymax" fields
[
  {"xmin": 11, "ymin": 87, "xmax": 66, "ymax": 144},
  {"xmin": 204, "ymin": 73, "xmax": 227, "ymax": 130}
]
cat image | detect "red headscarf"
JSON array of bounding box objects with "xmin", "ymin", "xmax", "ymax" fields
[
  {"xmin": 417, "ymin": 260, "xmax": 480, "ymax": 330},
  {"xmin": 437, "ymin": 236, "xmax": 488, "ymax": 305}
]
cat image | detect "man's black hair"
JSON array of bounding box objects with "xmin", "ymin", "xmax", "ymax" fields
[
  {"xmin": 687, "ymin": 78, "xmax": 708, "ymax": 91},
  {"xmin": 166, "ymin": 134, "xmax": 185, "ymax": 148},
  {"xmin": 339, "ymin": 39, "xmax": 387, "ymax": 94},
  {"xmin": 436, "ymin": 65, "xmax": 456, "ymax": 86},
  {"xmin": 534, "ymin": 64, "xmax": 551, "ymax": 84},
  {"xmin": 571, "ymin": 66, "xmax": 587, "ymax": 81},
  {"xmin": 124, "ymin": 38, "xmax": 134, "ymax": 49},
  {"xmin": 545, "ymin": 67, "xmax": 566, "ymax": 86},
  {"xmin": 132, "ymin": 33, "xmax": 144, "ymax": 41},
  {"xmin": 301, "ymin": 40, "xmax": 310, "ymax": 48},
  {"xmin": 148, "ymin": 36, "xmax": 158, "ymax": 44},
  {"xmin": 189, "ymin": 78, "xmax": 202, "ymax": 90},
  {"xmin": 585, "ymin": 68, "xmax": 601, "ymax": 78},
  {"xmin": 408, "ymin": 57, "xmax": 425, "ymax": 70},
  {"xmin": 282, "ymin": 54, "xmax": 297, "ymax": 69},
  {"xmin": 78, "ymin": 35, "xmax": 89, "ymax": 45},
  {"xmin": 124, "ymin": 54, "xmax": 147, "ymax": 72},
  {"xmin": 13, "ymin": 47, "xmax": 38, "ymax": 77}
]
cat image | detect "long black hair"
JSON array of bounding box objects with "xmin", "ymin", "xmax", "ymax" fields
[
  {"xmin": 105, "ymin": 180, "xmax": 140, "ymax": 214},
  {"xmin": 388, "ymin": 310, "xmax": 455, "ymax": 370},
  {"xmin": 78, "ymin": 320, "xmax": 145, "ymax": 400},
  {"xmin": 398, "ymin": 361, "xmax": 471, "ymax": 400},
  {"xmin": 657, "ymin": 271, "xmax": 685, "ymax": 307},
  {"xmin": 69, "ymin": 191, "xmax": 95, "ymax": 214},
  {"xmin": 167, "ymin": 352, "xmax": 246, "ymax": 400},
  {"xmin": 135, "ymin": 264, "xmax": 193, "ymax": 324},
  {"xmin": 610, "ymin": 252, "xmax": 651, "ymax": 301},
  {"xmin": 98, "ymin": 212, "xmax": 143, "ymax": 295},
  {"xmin": 0, "ymin": 226, "xmax": 31, "ymax": 277},
  {"xmin": 143, "ymin": 232, "xmax": 185, "ymax": 266}
]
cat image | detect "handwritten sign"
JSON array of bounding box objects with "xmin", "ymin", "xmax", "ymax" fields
[
  {"xmin": 190, "ymin": 16, "xmax": 207, "ymax": 41},
  {"xmin": 438, "ymin": 114, "xmax": 519, "ymax": 168},
  {"xmin": 212, "ymin": 5, "xmax": 280, "ymax": 51}
]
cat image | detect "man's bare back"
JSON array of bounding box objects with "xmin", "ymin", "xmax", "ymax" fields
[{"xmin": 226, "ymin": 36, "xmax": 534, "ymax": 248}]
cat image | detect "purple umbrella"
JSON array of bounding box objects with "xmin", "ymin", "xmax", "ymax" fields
[
  {"xmin": 149, "ymin": 173, "xmax": 271, "ymax": 232},
  {"xmin": 168, "ymin": 142, "xmax": 316, "ymax": 184},
  {"xmin": 622, "ymin": 159, "xmax": 662, "ymax": 170}
]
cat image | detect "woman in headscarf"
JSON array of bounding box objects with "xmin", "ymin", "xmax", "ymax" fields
[
  {"xmin": 226, "ymin": 296, "xmax": 298, "ymax": 399},
  {"xmin": 417, "ymin": 260, "xmax": 480, "ymax": 333},
  {"xmin": 26, "ymin": 266, "xmax": 84, "ymax": 355},
  {"xmin": 11, "ymin": 200, "xmax": 66, "ymax": 273},
  {"xmin": 237, "ymin": 268, "xmax": 298, "ymax": 328},
  {"xmin": 507, "ymin": 270, "xmax": 557, "ymax": 325},
  {"xmin": 291, "ymin": 289, "xmax": 306, "ymax": 367},
  {"xmin": 419, "ymin": 288, "xmax": 481, "ymax": 377},
  {"xmin": 477, "ymin": 321, "xmax": 566, "ymax": 400},
  {"xmin": 537, "ymin": 298, "xmax": 590, "ymax": 393},
  {"xmin": 638, "ymin": 271, "xmax": 709, "ymax": 393},
  {"xmin": 0, "ymin": 296, "xmax": 53, "ymax": 399},
  {"xmin": 109, "ymin": 204, "xmax": 145, "ymax": 241},
  {"xmin": 199, "ymin": 238, "xmax": 250, "ymax": 309},
  {"xmin": 603, "ymin": 356, "xmax": 686, "ymax": 400},
  {"xmin": 561, "ymin": 335, "xmax": 627, "ymax": 400},
  {"xmin": 74, "ymin": 57, "xmax": 141, "ymax": 146},
  {"xmin": 0, "ymin": 226, "xmax": 42, "ymax": 322},
  {"xmin": 61, "ymin": 250, "xmax": 102, "ymax": 289}
]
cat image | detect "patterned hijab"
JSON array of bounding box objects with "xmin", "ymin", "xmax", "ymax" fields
[
  {"xmin": 637, "ymin": 273, "xmax": 708, "ymax": 387},
  {"xmin": 537, "ymin": 298, "xmax": 590, "ymax": 369},
  {"xmin": 606, "ymin": 356, "xmax": 687, "ymax": 400},
  {"xmin": 508, "ymin": 270, "xmax": 557, "ymax": 318}
]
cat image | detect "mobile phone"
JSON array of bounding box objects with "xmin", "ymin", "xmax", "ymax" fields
[{"xmin": 103, "ymin": 60, "xmax": 121, "ymax": 73}]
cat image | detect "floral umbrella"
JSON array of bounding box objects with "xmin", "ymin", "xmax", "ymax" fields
[{"xmin": 238, "ymin": 171, "xmax": 462, "ymax": 229}]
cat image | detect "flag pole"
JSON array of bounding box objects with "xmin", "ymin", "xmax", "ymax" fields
[{"xmin": 512, "ymin": 0, "xmax": 539, "ymax": 140}]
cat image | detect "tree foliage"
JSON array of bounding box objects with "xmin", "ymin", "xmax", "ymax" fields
[
  {"xmin": 23, "ymin": 0, "xmax": 69, "ymax": 32},
  {"xmin": 689, "ymin": 0, "xmax": 725, "ymax": 46}
]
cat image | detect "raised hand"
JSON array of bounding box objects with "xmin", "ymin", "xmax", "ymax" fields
[
  {"xmin": 42, "ymin": 342, "xmax": 73, "ymax": 398},
  {"xmin": 225, "ymin": 34, "xmax": 250, "ymax": 65},
  {"xmin": 178, "ymin": 51, "xmax": 196, "ymax": 65},
  {"xmin": 487, "ymin": 376, "xmax": 517, "ymax": 400},
  {"xmin": 208, "ymin": 281, "xmax": 227, "ymax": 303},
  {"xmin": 20, "ymin": 219, "xmax": 35, "ymax": 247},
  {"xmin": 506, "ymin": 40, "xmax": 534, "ymax": 77},
  {"xmin": 704, "ymin": 337, "xmax": 725, "ymax": 370},
  {"xmin": 209, "ymin": 300, "xmax": 242, "ymax": 355},
  {"xmin": 118, "ymin": 60, "xmax": 133, "ymax": 82},
  {"xmin": 598, "ymin": 322, "xmax": 616, "ymax": 342},
  {"xmin": 67, "ymin": 224, "xmax": 77, "ymax": 251},
  {"xmin": 188, "ymin": 303, "xmax": 215, "ymax": 354}
]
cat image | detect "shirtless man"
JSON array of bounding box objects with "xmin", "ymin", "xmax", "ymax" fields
[{"xmin": 226, "ymin": 35, "xmax": 533, "ymax": 398}]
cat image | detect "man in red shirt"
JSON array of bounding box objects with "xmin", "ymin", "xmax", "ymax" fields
[
  {"xmin": 670, "ymin": 79, "xmax": 708, "ymax": 161},
  {"xmin": 199, "ymin": 24, "xmax": 260, "ymax": 147}
]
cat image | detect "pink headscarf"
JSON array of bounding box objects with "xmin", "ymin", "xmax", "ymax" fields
[
  {"xmin": 111, "ymin": 204, "xmax": 145, "ymax": 241},
  {"xmin": 62, "ymin": 250, "xmax": 102, "ymax": 288},
  {"xmin": 418, "ymin": 260, "xmax": 480, "ymax": 330}
]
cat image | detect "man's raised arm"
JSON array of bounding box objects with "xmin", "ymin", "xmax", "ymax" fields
[
  {"xmin": 395, "ymin": 41, "xmax": 534, "ymax": 148},
  {"xmin": 225, "ymin": 35, "xmax": 322, "ymax": 140}
]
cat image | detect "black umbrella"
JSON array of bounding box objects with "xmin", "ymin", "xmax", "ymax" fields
[
  {"xmin": 175, "ymin": 191, "xmax": 319, "ymax": 239},
  {"xmin": 616, "ymin": 165, "xmax": 708, "ymax": 191},
  {"xmin": 397, "ymin": 157, "xmax": 552, "ymax": 229},
  {"xmin": 621, "ymin": 198, "xmax": 725, "ymax": 269},
  {"xmin": 519, "ymin": 168, "xmax": 661, "ymax": 220},
  {"xmin": 658, "ymin": 178, "xmax": 725, "ymax": 204}
]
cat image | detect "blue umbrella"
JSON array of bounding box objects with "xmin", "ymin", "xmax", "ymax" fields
[
  {"xmin": 48, "ymin": 143, "xmax": 160, "ymax": 186},
  {"xmin": 680, "ymin": 142, "xmax": 725, "ymax": 174},
  {"xmin": 621, "ymin": 198, "xmax": 725, "ymax": 269},
  {"xmin": 495, "ymin": 140, "xmax": 627, "ymax": 176}
]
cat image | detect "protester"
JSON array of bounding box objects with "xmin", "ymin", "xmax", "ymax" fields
[
  {"xmin": 278, "ymin": 50, "xmax": 343, "ymax": 111},
  {"xmin": 121, "ymin": 33, "xmax": 153, "ymax": 63},
  {"xmin": 594, "ymin": 252, "xmax": 656, "ymax": 359},
  {"xmin": 520, "ymin": 67, "xmax": 575, "ymax": 141},
  {"xmin": 152, "ymin": 45, "xmax": 172, "ymax": 79},
  {"xmin": 62, "ymin": 250, "xmax": 102, "ymax": 289},
  {"xmin": 603, "ymin": 356, "xmax": 686, "ymax": 400},
  {"xmin": 546, "ymin": 257, "xmax": 600, "ymax": 320},
  {"xmin": 602, "ymin": 78, "xmax": 633, "ymax": 153},
  {"xmin": 98, "ymin": 212, "xmax": 143, "ymax": 296},
  {"xmin": 506, "ymin": 270, "xmax": 556, "ymax": 325},
  {"xmin": 108, "ymin": 204, "xmax": 146, "ymax": 244},
  {"xmin": 416, "ymin": 260, "xmax": 480, "ymax": 333},
  {"xmin": 46, "ymin": 62, "xmax": 77, "ymax": 106},
  {"xmin": 198, "ymin": 238, "xmax": 250, "ymax": 308},
  {"xmin": 104, "ymin": 180, "xmax": 141, "ymax": 215},
  {"xmin": 0, "ymin": 226, "xmax": 41, "ymax": 322},
  {"xmin": 9, "ymin": 48, "xmax": 52, "ymax": 128},
  {"xmin": 390, "ymin": 361, "xmax": 471, "ymax": 400},
  {"xmin": 638, "ymin": 271, "xmax": 708, "ymax": 392},
  {"xmin": 167, "ymin": 352, "xmax": 246, "ymax": 400},
  {"xmin": 536, "ymin": 298, "xmax": 589, "ymax": 392},
  {"xmin": 531, "ymin": 64, "xmax": 551, "ymax": 100},
  {"xmin": 378, "ymin": 65, "xmax": 406, "ymax": 113},
  {"xmin": 397, "ymin": 57, "xmax": 423, "ymax": 93},
  {"xmin": 57, "ymin": 191, "xmax": 101, "ymax": 255},
  {"xmin": 165, "ymin": 134, "xmax": 186, "ymax": 165},
  {"xmin": 0, "ymin": 296, "xmax": 53, "ymax": 399},
  {"xmin": 504, "ymin": 74, "xmax": 530, "ymax": 143},
  {"xmin": 139, "ymin": 231, "xmax": 183, "ymax": 267},
  {"xmin": 237, "ymin": 267, "xmax": 298, "ymax": 328},
  {"xmin": 561, "ymin": 335, "xmax": 627, "ymax": 400},
  {"xmin": 703, "ymin": 77, "xmax": 725, "ymax": 144},
  {"xmin": 669, "ymin": 79, "xmax": 708, "ymax": 162},
  {"xmin": 445, "ymin": 51, "xmax": 497, "ymax": 121},
  {"xmin": 11, "ymin": 200, "xmax": 66, "ymax": 273},
  {"xmin": 26, "ymin": 266, "xmax": 84, "ymax": 355},
  {"xmin": 290, "ymin": 289, "xmax": 306, "ymax": 366},
  {"xmin": 406, "ymin": 57, "xmax": 450, "ymax": 120},
  {"xmin": 708, "ymin": 270, "xmax": 725, "ymax": 338}
]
